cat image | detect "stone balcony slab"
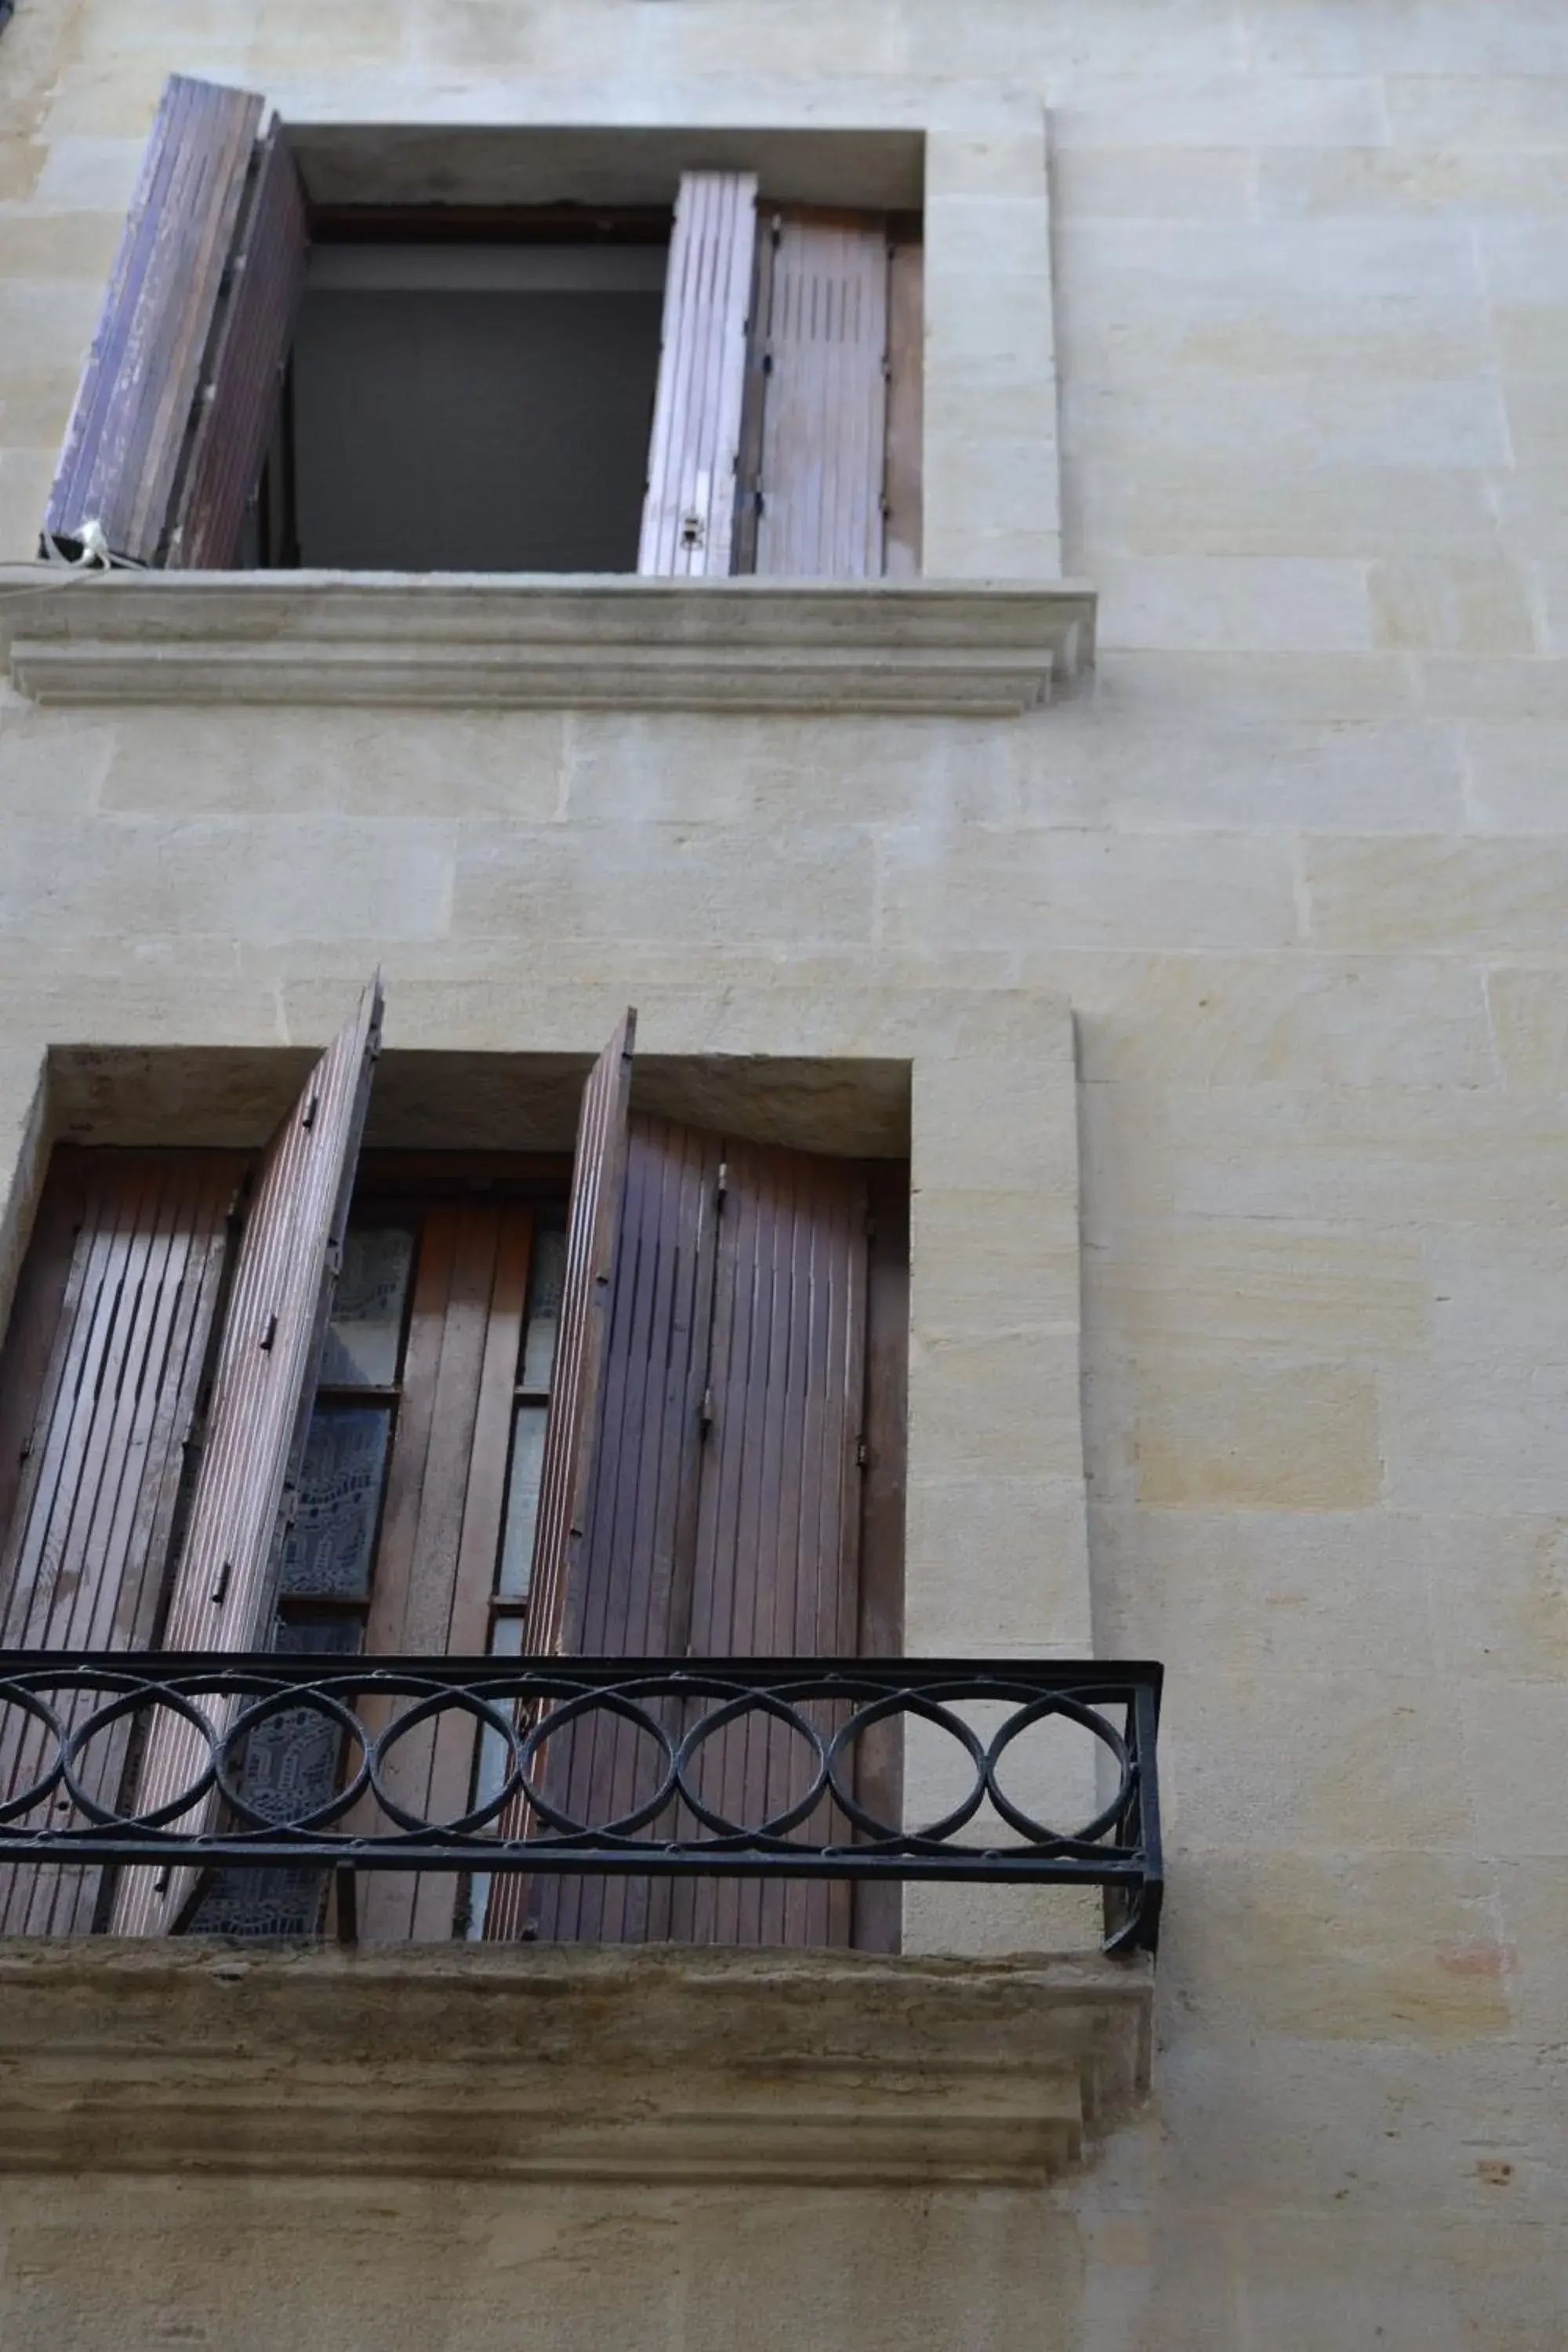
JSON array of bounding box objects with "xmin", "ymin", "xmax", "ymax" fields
[{"xmin": 0, "ymin": 1940, "xmax": 1149, "ymax": 2186}]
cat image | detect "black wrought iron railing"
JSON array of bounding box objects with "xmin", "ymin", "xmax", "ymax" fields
[{"xmin": 0, "ymin": 1654, "xmax": 1163, "ymax": 1955}]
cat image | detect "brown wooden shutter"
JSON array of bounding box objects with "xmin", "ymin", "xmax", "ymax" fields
[
  {"xmin": 0, "ymin": 1151, "xmax": 241, "ymax": 1935},
  {"xmin": 745, "ymin": 210, "xmax": 890, "ymax": 580},
  {"xmin": 484, "ymin": 1014, "xmax": 635, "ymax": 1941},
  {"xmin": 521, "ymin": 1011, "xmax": 637, "ymax": 1661},
  {"xmin": 672, "ymin": 1137, "xmax": 869, "ymax": 1948},
  {"xmin": 112, "ymin": 980, "xmax": 381, "ymax": 1934},
  {"xmin": 42, "ymin": 76, "xmax": 263, "ymax": 567},
  {"xmin": 516, "ymin": 1123, "xmax": 873, "ymax": 1951},
  {"xmin": 356, "ymin": 1201, "xmax": 534, "ymax": 1944},
  {"xmin": 528, "ymin": 1116, "xmax": 721, "ymax": 1945},
  {"xmin": 638, "ymin": 174, "xmax": 757, "ymax": 577},
  {"xmin": 167, "ymin": 118, "xmax": 309, "ymax": 569}
]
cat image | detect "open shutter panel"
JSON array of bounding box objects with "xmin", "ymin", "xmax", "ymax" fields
[
  {"xmin": 747, "ymin": 211, "xmax": 890, "ymax": 581},
  {"xmin": 41, "ymin": 76, "xmax": 263, "ymax": 567},
  {"xmin": 637, "ymin": 174, "xmax": 757, "ymax": 577},
  {"xmin": 672, "ymin": 1138, "xmax": 869, "ymax": 1949},
  {"xmin": 484, "ymin": 1012, "xmax": 635, "ymax": 1942},
  {"xmin": 111, "ymin": 978, "xmax": 382, "ymax": 1934},
  {"xmin": 0, "ymin": 1152, "xmax": 241, "ymax": 1936},
  {"xmin": 528, "ymin": 1115, "xmax": 721, "ymax": 1945},
  {"xmin": 167, "ymin": 117, "xmax": 309, "ymax": 569},
  {"xmin": 883, "ymin": 238, "xmax": 924, "ymax": 579},
  {"xmin": 514, "ymin": 1125, "xmax": 870, "ymax": 1951}
]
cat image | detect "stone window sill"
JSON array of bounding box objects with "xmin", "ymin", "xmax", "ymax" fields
[
  {"xmin": 0, "ymin": 1940, "xmax": 1149, "ymax": 2185},
  {"xmin": 0, "ymin": 570, "xmax": 1094, "ymax": 716}
]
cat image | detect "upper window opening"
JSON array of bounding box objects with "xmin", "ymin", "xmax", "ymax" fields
[{"xmin": 39, "ymin": 78, "xmax": 924, "ymax": 583}]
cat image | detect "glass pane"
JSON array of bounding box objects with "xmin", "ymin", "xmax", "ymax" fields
[
  {"xmin": 319, "ymin": 1224, "xmax": 416, "ymax": 1387},
  {"xmin": 186, "ymin": 1618, "xmax": 358, "ymax": 1940},
  {"xmin": 279, "ymin": 1403, "xmax": 391, "ymax": 1602},
  {"xmin": 519, "ymin": 1222, "xmax": 566, "ymax": 1391},
  {"xmin": 495, "ymin": 1401, "xmax": 547, "ymax": 1600}
]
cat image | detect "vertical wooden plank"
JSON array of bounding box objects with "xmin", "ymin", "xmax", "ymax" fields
[
  {"xmin": 113, "ymin": 980, "xmax": 382, "ymax": 1936},
  {"xmin": 529, "ymin": 1116, "xmax": 718, "ymax": 1946},
  {"xmin": 883, "ymin": 239, "xmax": 924, "ymax": 580},
  {"xmin": 853, "ymin": 1165, "xmax": 909, "ymax": 1953},
  {"xmin": 42, "ymin": 77, "xmax": 263, "ymax": 566},
  {"xmin": 638, "ymin": 173, "xmax": 757, "ymax": 578},
  {"xmin": 0, "ymin": 1152, "xmax": 239, "ymax": 1936},
  {"xmin": 485, "ymin": 1014, "xmax": 636, "ymax": 1941},
  {"xmin": 683, "ymin": 1139, "xmax": 869, "ymax": 1951},
  {"xmin": 752, "ymin": 211, "xmax": 889, "ymax": 581},
  {"xmin": 168, "ymin": 118, "xmax": 310, "ymax": 569}
]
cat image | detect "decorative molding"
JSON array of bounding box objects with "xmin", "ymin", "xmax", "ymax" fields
[
  {"xmin": 0, "ymin": 1941, "xmax": 1150, "ymax": 2186},
  {"xmin": 0, "ymin": 572, "xmax": 1094, "ymax": 714}
]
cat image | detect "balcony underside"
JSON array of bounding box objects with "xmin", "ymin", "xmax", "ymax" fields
[{"xmin": 0, "ymin": 1937, "xmax": 1152, "ymax": 2187}]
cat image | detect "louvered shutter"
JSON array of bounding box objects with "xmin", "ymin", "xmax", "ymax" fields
[
  {"xmin": 884, "ymin": 238, "xmax": 924, "ymax": 579},
  {"xmin": 528, "ymin": 1116, "xmax": 721, "ymax": 1945},
  {"xmin": 485, "ymin": 1013, "xmax": 636, "ymax": 1941},
  {"xmin": 112, "ymin": 979, "xmax": 382, "ymax": 1934},
  {"xmin": 42, "ymin": 77, "xmax": 265, "ymax": 568},
  {"xmin": 0, "ymin": 1152, "xmax": 241, "ymax": 1935},
  {"xmin": 516, "ymin": 1123, "xmax": 872, "ymax": 1951},
  {"xmin": 672, "ymin": 1138, "xmax": 869, "ymax": 1949},
  {"xmin": 638, "ymin": 174, "xmax": 757, "ymax": 577},
  {"xmin": 167, "ymin": 118, "xmax": 309, "ymax": 568},
  {"xmin": 746, "ymin": 211, "xmax": 891, "ymax": 580}
]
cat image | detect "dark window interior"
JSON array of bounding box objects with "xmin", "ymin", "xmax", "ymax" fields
[{"xmin": 256, "ymin": 211, "xmax": 670, "ymax": 573}]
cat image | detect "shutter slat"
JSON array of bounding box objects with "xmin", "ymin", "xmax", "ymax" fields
[
  {"xmin": 0, "ymin": 1153, "xmax": 238, "ymax": 1936},
  {"xmin": 485, "ymin": 1013, "xmax": 636, "ymax": 1942},
  {"xmin": 638, "ymin": 172, "xmax": 757, "ymax": 577},
  {"xmin": 680, "ymin": 1139, "xmax": 868, "ymax": 1950},
  {"xmin": 112, "ymin": 981, "xmax": 382, "ymax": 1935},
  {"xmin": 530, "ymin": 1116, "xmax": 720, "ymax": 1946},
  {"xmin": 43, "ymin": 76, "xmax": 263, "ymax": 566},
  {"xmin": 752, "ymin": 212, "xmax": 889, "ymax": 580},
  {"xmin": 169, "ymin": 118, "xmax": 310, "ymax": 568}
]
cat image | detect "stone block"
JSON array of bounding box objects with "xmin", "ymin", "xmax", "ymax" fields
[
  {"xmin": 1048, "ymin": 74, "xmax": 1391, "ymax": 151},
  {"xmin": 1303, "ymin": 832, "xmax": 1568, "ymax": 951},
  {"xmin": 1053, "ymin": 145, "xmax": 1256, "ymax": 222},
  {"xmin": 1485, "ymin": 965, "xmax": 1568, "ymax": 1087},
  {"xmin": 1369, "ymin": 557, "xmax": 1540, "ymax": 656},
  {"xmin": 1069, "ymin": 953, "xmax": 1492, "ymax": 1087},
  {"xmin": 1089, "ymin": 1222, "xmax": 1428, "ymax": 1356},
  {"xmin": 1381, "ymin": 1359, "xmax": 1568, "ymax": 1515},
  {"xmin": 909, "ymin": 1326, "xmax": 1087, "ymax": 1482},
  {"xmin": 881, "ymin": 825, "xmax": 1301, "ymax": 956},
  {"xmin": 1131, "ymin": 1352, "xmax": 1382, "ymax": 1511},
  {"xmin": 1097, "ymin": 554, "xmax": 1373, "ymax": 655},
  {"xmin": 1461, "ymin": 1680, "xmax": 1568, "ymax": 1855},
  {"xmin": 452, "ymin": 823, "xmax": 876, "ymax": 953},
  {"xmin": 1071, "ymin": 454, "xmax": 1497, "ymax": 558},
  {"xmin": 911, "ymin": 1188, "xmax": 1079, "ymax": 1334},
  {"xmin": 905, "ymin": 1476, "xmax": 1091, "ymax": 1652},
  {"xmin": 1388, "ymin": 71, "xmax": 1568, "ymax": 148}
]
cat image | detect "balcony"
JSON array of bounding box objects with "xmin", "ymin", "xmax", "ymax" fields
[{"xmin": 0, "ymin": 1653, "xmax": 1162, "ymax": 2183}]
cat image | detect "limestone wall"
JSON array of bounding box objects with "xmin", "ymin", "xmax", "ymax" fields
[{"xmin": 2, "ymin": 1, "xmax": 1566, "ymax": 2345}]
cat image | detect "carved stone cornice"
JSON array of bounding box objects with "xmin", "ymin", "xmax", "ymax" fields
[
  {"xmin": 0, "ymin": 1940, "xmax": 1149, "ymax": 2185},
  {"xmin": 0, "ymin": 572, "xmax": 1094, "ymax": 714}
]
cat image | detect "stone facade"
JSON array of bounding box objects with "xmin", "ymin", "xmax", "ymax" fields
[{"xmin": 2, "ymin": 1, "xmax": 1566, "ymax": 2345}]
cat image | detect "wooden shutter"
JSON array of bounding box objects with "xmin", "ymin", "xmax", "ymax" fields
[
  {"xmin": 356, "ymin": 1201, "xmax": 534, "ymax": 1944},
  {"xmin": 42, "ymin": 76, "xmax": 263, "ymax": 567},
  {"xmin": 672, "ymin": 1138, "xmax": 869, "ymax": 1948},
  {"xmin": 740, "ymin": 210, "xmax": 891, "ymax": 581},
  {"xmin": 167, "ymin": 118, "xmax": 309, "ymax": 569},
  {"xmin": 514, "ymin": 1124, "xmax": 873, "ymax": 1951},
  {"xmin": 528, "ymin": 1116, "xmax": 721, "ymax": 1945},
  {"xmin": 0, "ymin": 1151, "xmax": 241, "ymax": 1936},
  {"xmin": 112, "ymin": 979, "xmax": 381, "ymax": 1934},
  {"xmin": 638, "ymin": 174, "xmax": 757, "ymax": 577},
  {"xmin": 484, "ymin": 1014, "xmax": 635, "ymax": 1940}
]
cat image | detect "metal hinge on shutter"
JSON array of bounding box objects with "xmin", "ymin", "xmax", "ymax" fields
[{"xmin": 855, "ymin": 1437, "xmax": 869, "ymax": 1469}]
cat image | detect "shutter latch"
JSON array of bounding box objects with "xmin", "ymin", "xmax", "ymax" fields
[
  {"xmin": 700, "ymin": 1386, "xmax": 715, "ymax": 1434},
  {"xmin": 855, "ymin": 1438, "xmax": 869, "ymax": 1469},
  {"xmin": 716, "ymin": 1160, "xmax": 728, "ymax": 1210},
  {"xmin": 259, "ymin": 1312, "xmax": 278, "ymax": 1352},
  {"xmin": 680, "ymin": 513, "xmax": 706, "ymax": 550},
  {"xmin": 210, "ymin": 1559, "xmax": 232, "ymax": 1607}
]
